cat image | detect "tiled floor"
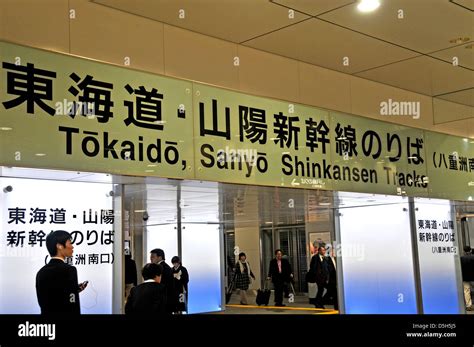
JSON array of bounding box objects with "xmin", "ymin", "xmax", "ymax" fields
[
  {"xmin": 218, "ymin": 290, "xmax": 338, "ymax": 315},
  {"xmin": 217, "ymin": 290, "xmax": 474, "ymax": 315}
]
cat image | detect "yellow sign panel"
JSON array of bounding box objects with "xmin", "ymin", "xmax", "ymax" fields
[
  {"xmin": 0, "ymin": 42, "xmax": 473, "ymax": 200},
  {"xmin": 0, "ymin": 41, "xmax": 195, "ymax": 179},
  {"xmin": 193, "ymin": 83, "xmax": 332, "ymax": 190}
]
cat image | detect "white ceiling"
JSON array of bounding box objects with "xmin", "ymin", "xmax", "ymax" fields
[{"xmin": 94, "ymin": 0, "xmax": 474, "ymax": 110}]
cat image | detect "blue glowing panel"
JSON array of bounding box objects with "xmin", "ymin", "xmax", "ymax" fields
[
  {"xmin": 182, "ymin": 223, "xmax": 222, "ymax": 314},
  {"xmin": 339, "ymin": 196, "xmax": 417, "ymax": 314},
  {"xmin": 0, "ymin": 177, "xmax": 114, "ymax": 314},
  {"xmin": 414, "ymin": 198, "xmax": 461, "ymax": 314}
]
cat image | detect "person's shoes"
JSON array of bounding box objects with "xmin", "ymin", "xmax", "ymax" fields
[
  {"xmin": 240, "ymin": 301, "xmax": 247, "ymax": 305},
  {"xmin": 275, "ymin": 303, "xmax": 286, "ymax": 307},
  {"xmin": 466, "ymin": 306, "xmax": 474, "ymax": 311}
]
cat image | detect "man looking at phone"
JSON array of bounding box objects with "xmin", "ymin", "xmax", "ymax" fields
[{"xmin": 36, "ymin": 230, "xmax": 88, "ymax": 315}]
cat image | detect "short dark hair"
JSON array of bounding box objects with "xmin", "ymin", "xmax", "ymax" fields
[
  {"xmin": 275, "ymin": 249, "xmax": 282, "ymax": 255},
  {"xmin": 171, "ymin": 256, "xmax": 180, "ymax": 264},
  {"xmin": 238, "ymin": 252, "xmax": 246, "ymax": 258},
  {"xmin": 150, "ymin": 248, "xmax": 165, "ymax": 260},
  {"xmin": 142, "ymin": 263, "xmax": 163, "ymax": 281},
  {"xmin": 46, "ymin": 230, "xmax": 71, "ymax": 256}
]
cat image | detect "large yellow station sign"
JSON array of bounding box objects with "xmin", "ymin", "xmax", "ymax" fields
[{"xmin": 1, "ymin": 42, "xmax": 472, "ymax": 200}]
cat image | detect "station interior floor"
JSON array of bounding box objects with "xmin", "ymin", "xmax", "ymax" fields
[
  {"xmin": 219, "ymin": 290, "xmax": 339, "ymax": 315},
  {"xmin": 217, "ymin": 290, "xmax": 474, "ymax": 315}
]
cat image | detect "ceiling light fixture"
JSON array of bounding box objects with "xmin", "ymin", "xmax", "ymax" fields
[{"xmin": 357, "ymin": 0, "xmax": 380, "ymax": 12}]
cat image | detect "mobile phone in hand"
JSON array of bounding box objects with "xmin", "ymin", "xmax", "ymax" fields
[{"xmin": 79, "ymin": 281, "xmax": 88, "ymax": 292}]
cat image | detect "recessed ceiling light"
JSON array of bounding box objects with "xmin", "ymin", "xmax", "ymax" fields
[
  {"xmin": 319, "ymin": 202, "xmax": 331, "ymax": 206},
  {"xmin": 134, "ymin": 209, "xmax": 146, "ymax": 213},
  {"xmin": 35, "ymin": 153, "xmax": 46, "ymax": 157},
  {"xmin": 145, "ymin": 169, "xmax": 154, "ymax": 173},
  {"xmin": 357, "ymin": 0, "xmax": 380, "ymax": 12},
  {"xmin": 0, "ymin": 127, "xmax": 12, "ymax": 131}
]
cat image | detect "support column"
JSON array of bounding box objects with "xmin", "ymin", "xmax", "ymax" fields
[{"xmin": 234, "ymin": 189, "xmax": 261, "ymax": 291}]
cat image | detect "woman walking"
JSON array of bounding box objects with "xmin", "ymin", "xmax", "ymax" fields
[{"xmin": 234, "ymin": 252, "xmax": 255, "ymax": 305}]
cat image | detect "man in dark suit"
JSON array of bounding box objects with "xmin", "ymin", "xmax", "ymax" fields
[
  {"xmin": 309, "ymin": 245, "xmax": 329, "ymax": 309},
  {"xmin": 323, "ymin": 249, "xmax": 338, "ymax": 310},
  {"xmin": 267, "ymin": 249, "xmax": 293, "ymax": 307},
  {"xmin": 36, "ymin": 230, "xmax": 88, "ymax": 315},
  {"xmin": 150, "ymin": 248, "xmax": 174, "ymax": 313},
  {"xmin": 125, "ymin": 252, "xmax": 138, "ymax": 299},
  {"xmin": 125, "ymin": 263, "xmax": 167, "ymax": 315}
]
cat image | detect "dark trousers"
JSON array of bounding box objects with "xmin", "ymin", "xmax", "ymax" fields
[
  {"xmin": 323, "ymin": 282, "xmax": 338, "ymax": 310},
  {"xmin": 315, "ymin": 281, "xmax": 327, "ymax": 307},
  {"xmin": 283, "ymin": 283, "xmax": 289, "ymax": 298},
  {"xmin": 273, "ymin": 280, "xmax": 284, "ymax": 305}
]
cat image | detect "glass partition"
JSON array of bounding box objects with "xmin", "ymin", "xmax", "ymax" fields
[
  {"xmin": 0, "ymin": 173, "xmax": 115, "ymax": 313},
  {"xmin": 337, "ymin": 192, "xmax": 418, "ymax": 314},
  {"xmin": 414, "ymin": 198, "xmax": 463, "ymax": 313}
]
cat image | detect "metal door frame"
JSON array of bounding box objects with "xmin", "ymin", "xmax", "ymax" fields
[{"xmin": 261, "ymin": 225, "xmax": 306, "ymax": 293}]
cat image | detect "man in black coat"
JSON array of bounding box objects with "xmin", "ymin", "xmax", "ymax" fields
[
  {"xmin": 125, "ymin": 263, "xmax": 167, "ymax": 315},
  {"xmin": 323, "ymin": 250, "xmax": 338, "ymax": 310},
  {"xmin": 309, "ymin": 245, "xmax": 330, "ymax": 309},
  {"xmin": 36, "ymin": 230, "xmax": 88, "ymax": 315},
  {"xmin": 125, "ymin": 252, "xmax": 138, "ymax": 299},
  {"xmin": 267, "ymin": 249, "xmax": 293, "ymax": 307},
  {"xmin": 171, "ymin": 256, "xmax": 190, "ymax": 313},
  {"xmin": 150, "ymin": 248, "xmax": 174, "ymax": 313}
]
